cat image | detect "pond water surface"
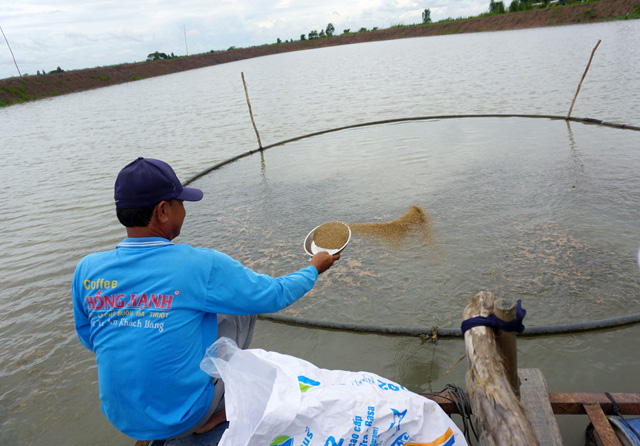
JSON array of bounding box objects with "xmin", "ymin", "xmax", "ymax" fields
[{"xmin": 1, "ymin": 20, "xmax": 639, "ymax": 445}]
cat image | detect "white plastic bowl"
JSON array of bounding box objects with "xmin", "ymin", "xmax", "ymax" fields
[{"xmin": 303, "ymin": 222, "xmax": 351, "ymax": 257}]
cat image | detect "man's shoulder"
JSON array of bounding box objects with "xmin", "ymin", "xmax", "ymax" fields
[
  {"xmin": 173, "ymin": 244, "xmax": 228, "ymax": 261},
  {"xmin": 78, "ymin": 247, "xmax": 117, "ymax": 262},
  {"xmin": 73, "ymin": 248, "xmax": 118, "ymax": 278},
  {"xmin": 171, "ymin": 245, "xmax": 245, "ymax": 270},
  {"xmin": 172, "ymin": 243, "xmax": 212, "ymax": 255},
  {"xmin": 76, "ymin": 241, "xmax": 230, "ymax": 265}
]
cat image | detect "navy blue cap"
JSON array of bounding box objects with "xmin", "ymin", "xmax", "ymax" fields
[{"xmin": 114, "ymin": 157, "xmax": 203, "ymax": 208}]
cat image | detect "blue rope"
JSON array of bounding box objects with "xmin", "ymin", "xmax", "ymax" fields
[{"xmin": 461, "ymin": 300, "xmax": 526, "ymax": 335}]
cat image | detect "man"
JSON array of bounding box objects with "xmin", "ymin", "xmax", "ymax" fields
[{"xmin": 72, "ymin": 157, "xmax": 339, "ymax": 443}]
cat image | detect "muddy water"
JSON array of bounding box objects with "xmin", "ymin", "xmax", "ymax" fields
[{"xmin": 1, "ymin": 20, "xmax": 639, "ymax": 445}]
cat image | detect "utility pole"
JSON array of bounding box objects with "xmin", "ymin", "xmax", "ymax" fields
[
  {"xmin": 1, "ymin": 25, "xmax": 22, "ymax": 77},
  {"xmin": 184, "ymin": 25, "xmax": 188, "ymax": 56}
]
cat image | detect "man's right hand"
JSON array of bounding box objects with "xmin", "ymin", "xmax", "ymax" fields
[{"xmin": 310, "ymin": 251, "xmax": 340, "ymax": 274}]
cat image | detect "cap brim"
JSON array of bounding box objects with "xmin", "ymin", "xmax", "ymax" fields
[{"xmin": 177, "ymin": 186, "xmax": 203, "ymax": 202}]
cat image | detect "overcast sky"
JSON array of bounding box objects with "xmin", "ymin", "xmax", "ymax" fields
[{"xmin": 1, "ymin": 0, "xmax": 490, "ymax": 79}]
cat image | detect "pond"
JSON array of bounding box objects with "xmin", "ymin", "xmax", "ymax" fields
[{"xmin": 0, "ymin": 20, "xmax": 639, "ymax": 445}]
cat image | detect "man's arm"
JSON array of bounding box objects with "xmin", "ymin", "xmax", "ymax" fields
[
  {"xmin": 72, "ymin": 265, "xmax": 94, "ymax": 351},
  {"xmin": 204, "ymin": 250, "xmax": 340, "ymax": 315}
]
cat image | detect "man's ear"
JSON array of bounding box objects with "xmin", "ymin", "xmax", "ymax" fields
[{"xmin": 155, "ymin": 201, "xmax": 170, "ymax": 224}]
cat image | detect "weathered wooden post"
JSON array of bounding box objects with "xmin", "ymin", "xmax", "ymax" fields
[
  {"xmin": 241, "ymin": 72, "xmax": 263, "ymax": 149},
  {"xmin": 494, "ymin": 298, "xmax": 520, "ymax": 399},
  {"xmin": 463, "ymin": 291, "xmax": 538, "ymax": 445},
  {"xmin": 566, "ymin": 39, "xmax": 601, "ymax": 120}
]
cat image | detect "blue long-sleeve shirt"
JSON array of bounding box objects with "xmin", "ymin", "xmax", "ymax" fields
[{"xmin": 72, "ymin": 237, "xmax": 318, "ymax": 440}]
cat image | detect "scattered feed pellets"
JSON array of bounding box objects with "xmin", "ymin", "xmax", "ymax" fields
[
  {"xmin": 306, "ymin": 205, "xmax": 434, "ymax": 256},
  {"xmin": 349, "ymin": 205, "xmax": 431, "ymax": 244},
  {"xmin": 313, "ymin": 221, "xmax": 350, "ymax": 249}
]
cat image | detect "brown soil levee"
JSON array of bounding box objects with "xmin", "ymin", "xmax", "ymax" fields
[{"xmin": 1, "ymin": 0, "xmax": 638, "ymax": 106}]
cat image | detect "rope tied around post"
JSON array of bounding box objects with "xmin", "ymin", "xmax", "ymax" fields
[{"xmin": 461, "ymin": 299, "xmax": 527, "ymax": 335}]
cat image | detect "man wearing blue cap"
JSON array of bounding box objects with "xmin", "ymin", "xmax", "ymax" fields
[{"xmin": 71, "ymin": 157, "xmax": 339, "ymax": 444}]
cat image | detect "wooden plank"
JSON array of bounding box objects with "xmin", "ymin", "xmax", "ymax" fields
[
  {"xmin": 518, "ymin": 368, "xmax": 563, "ymax": 446},
  {"xmin": 583, "ymin": 403, "xmax": 623, "ymax": 446},
  {"xmin": 420, "ymin": 393, "xmax": 462, "ymax": 414},
  {"xmin": 426, "ymin": 391, "xmax": 640, "ymax": 415},
  {"xmin": 549, "ymin": 393, "xmax": 640, "ymax": 414}
]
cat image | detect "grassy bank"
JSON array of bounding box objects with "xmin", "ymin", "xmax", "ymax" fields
[{"xmin": 1, "ymin": 0, "xmax": 638, "ymax": 107}]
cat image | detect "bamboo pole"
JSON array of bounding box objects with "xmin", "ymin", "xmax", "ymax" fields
[
  {"xmin": 463, "ymin": 291, "xmax": 538, "ymax": 445},
  {"xmin": 566, "ymin": 40, "xmax": 601, "ymax": 120},
  {"xmin": 241, "ymin": 72, "xmax": 263, "ymax": 149}
]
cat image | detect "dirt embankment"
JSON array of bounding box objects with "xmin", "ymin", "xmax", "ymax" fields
[{"xmin": 1, "ymin": 0, "xmax": 638, "ymax": 107}]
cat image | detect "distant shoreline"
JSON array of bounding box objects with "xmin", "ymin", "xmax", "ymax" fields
[{"xmin": 1, "ymin": 0, "xmax": 638, "ymax": 107}]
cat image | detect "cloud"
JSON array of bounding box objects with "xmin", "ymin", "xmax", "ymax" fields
[{"xmin": 0, "ymin": 0, "xmax": 490, "ymax": 78}]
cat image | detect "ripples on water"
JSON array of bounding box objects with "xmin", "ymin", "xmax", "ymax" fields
[
  {"xmin": 185, "ymin": 118, "xmax": 640, "ymax": 329},
  {"xmin": 0, "ymin": 20, "xmax": 639, "ymax": 445}
]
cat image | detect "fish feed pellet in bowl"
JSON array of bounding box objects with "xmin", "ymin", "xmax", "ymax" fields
[{"xmin": 313, "ymin": 221, "xmax": 350, "ymax": 249}]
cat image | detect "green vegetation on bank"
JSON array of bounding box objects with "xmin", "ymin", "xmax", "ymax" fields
[{"xmin": 1, "ymin": 0, "xmax": 638, "ymax": 107}]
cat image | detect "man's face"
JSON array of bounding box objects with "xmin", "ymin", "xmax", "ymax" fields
[{"xmin": 166, "ymin": 199, "xmax": 186, "ymax": 239}]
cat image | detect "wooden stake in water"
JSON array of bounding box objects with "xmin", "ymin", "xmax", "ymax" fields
[
  {"xmin": 241, "ymin": 72, "xmax": 263, "ymax": 149},
  {"xmin": 566, "ymin": 40, "xmax": 601, "ymax": 120}
]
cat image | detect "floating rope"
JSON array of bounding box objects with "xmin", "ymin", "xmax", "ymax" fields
[
  {"xmin": 183, "ymin": 113, "xmax": 640, "ymax": 187},
  {"xmin": 258, "ymin": 311, "xmax": 640, "ymax": 339}
]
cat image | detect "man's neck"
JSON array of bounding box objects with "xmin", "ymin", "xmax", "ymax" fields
[{"xmin": 125, "ymin": 226, "xmax": 170, "ymax": 239}]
